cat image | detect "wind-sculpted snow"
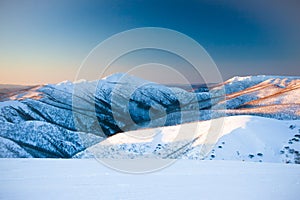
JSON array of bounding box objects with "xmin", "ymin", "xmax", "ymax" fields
[{"xmin": 0, "ymin": 74, "xmax": 299, "ymax": 158}]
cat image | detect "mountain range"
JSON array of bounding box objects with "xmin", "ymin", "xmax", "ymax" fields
[{"xmin": 0, "ymin": 73, "xmax": 299, "ymax": 161}]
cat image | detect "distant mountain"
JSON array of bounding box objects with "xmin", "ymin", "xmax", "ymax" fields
[{"xmin": 0, "ymin": 74, "xmax": 299, "ymax": 158}]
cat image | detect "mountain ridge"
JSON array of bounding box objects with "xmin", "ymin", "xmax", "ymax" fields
[{"xmin": 0, "ymin": 74, "xmax": 299, "ymax": 158}]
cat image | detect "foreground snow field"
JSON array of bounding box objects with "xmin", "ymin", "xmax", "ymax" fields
[{"xmin": 0, "ymin": 159, "xmax": 299, "ymax": 200}]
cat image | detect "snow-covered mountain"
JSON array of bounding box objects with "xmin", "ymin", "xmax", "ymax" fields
[{"xmin": 0, "ymin": 74, "xmax": 299, "ymax": 159}]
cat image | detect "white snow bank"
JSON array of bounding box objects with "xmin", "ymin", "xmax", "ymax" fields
[{"xmin": 0, "ymin": 159, "xmax": 299, "ymax": 200}]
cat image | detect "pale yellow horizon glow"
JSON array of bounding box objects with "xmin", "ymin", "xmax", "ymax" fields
[{"xmin": 0, "ymin": 66, "xmax": 78, "ymax": 86}]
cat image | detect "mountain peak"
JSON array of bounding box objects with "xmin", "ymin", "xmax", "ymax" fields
[{"xmin": 102, "ymin": 73, "xmax": 127, "ymax": 82}]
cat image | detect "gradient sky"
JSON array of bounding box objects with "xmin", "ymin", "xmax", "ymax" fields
[{"xmin": 0, "ymin": 0, "xmax": 299, "ymax": 85}]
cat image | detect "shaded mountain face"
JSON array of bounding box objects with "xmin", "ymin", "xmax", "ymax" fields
[{"xmin": 0, "ymin": 74, "xmax": 299, "ymax": 158}]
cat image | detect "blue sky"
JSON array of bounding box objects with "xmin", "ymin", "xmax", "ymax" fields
[{"xmin": 0, "ymin": 0, "xmax": 299, "ymax": 84}]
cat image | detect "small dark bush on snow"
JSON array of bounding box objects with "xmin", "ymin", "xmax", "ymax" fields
[
  {"xmin": 289, "ymin": 125, "xmax": 296, "ymax": 129},
  {"xmin": 248, "ymin": 154, "xmax": 254, "ymax": 159}
]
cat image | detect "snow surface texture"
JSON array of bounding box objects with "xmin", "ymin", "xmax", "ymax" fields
[
  {"xmin": 0, "ymin": 74, "xmax": 299, "ymax": 158},
  {"xmin": 0, "ymin": 159, "xmax": 299, "ymax": 200},
  {"xmin": 78, "ymin": 115, "xmax": 300, "ymax": 164}
]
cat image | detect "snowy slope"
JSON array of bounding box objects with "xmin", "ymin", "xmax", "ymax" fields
[
  {"xmin": 0, "ymin": 159, "xmax": 299, "ymax": 200},
  {"xmin": 81, "ymin": 115, "xmax": 300, "ymax": 164}
]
